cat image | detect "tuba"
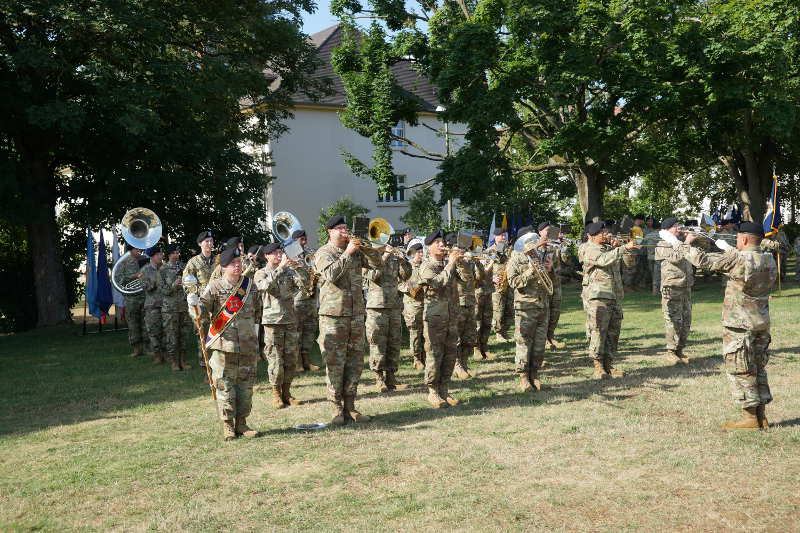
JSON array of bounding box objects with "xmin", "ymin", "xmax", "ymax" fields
[
  {"xmin": 272, "ymin": 211, "xmax": 303, "ymax": 245},
  {"xmin": 111, "ymin": 208, "xmax": 162, "ymax": 295}
]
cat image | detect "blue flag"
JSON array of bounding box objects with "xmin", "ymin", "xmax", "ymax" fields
[
  {"xmin": 95, "ymin": 230, "xmax": 114, "ymax": 321},
  {"xmin": 86, "ymin": 228, "xmax": 99, "ymax": 318},
  {"xmin": 763, "ymin": 174, "xmax": 782, "ymax": 237}
]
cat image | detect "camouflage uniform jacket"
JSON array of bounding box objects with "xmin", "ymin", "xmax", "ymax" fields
[
  {"xmin": 400, "ymin": 262, "xmax": 425, "ymax": 306},
  {"xmin": 364, "ymin": 254, "xmax": 412, "ymax": 309},
  {"xmin": 254, "ymin": 264, "xmax": 300, "ymax": 324},
  {"xmin": 643, "ymin": 229, "xmax": 660, "ymax": 260},
  {"xmin": 485, "ymin": 243, "xmax": 511, "ymax": 290},
  {"xmin": 506, "ymin": 251, "xmax": 549, "ymax": 310},
  {"xmin": 200, "ymin": 276, "xmax": 262, "ymax": 353},
  {"xmin": 159, "ymin": 261, "xmax": 188, "ymax": 313},
  {"xmin": 183, "ymin": 253, "xmax": 215, "ymax": 293},
  {"xmin": 581, "ymin": 242, "xmax": 628, "ymax": 301},
  {"xmin": 314, "ymin": 242, "xmax": 380, "ymax": 317},
  {"xmin": 293, "ymin": 265, "xmax": 319, "ymax": 302},
  {"xmin": 140, "ymin": 263, "xmax": 163, "ymax": 309},
  {"xmin": 113, "ymin": 255, "xmax": 145, "ymax": 304},
  {"xmin": 654, "ymin": 242, "xmax": 694, "ymax": 288},
  {"xmin": 419, "ymin": 257, "xmax": 459, "ymax": 319},
  {"xmin": 475, "ymin": 260, "xmax": 494, "ymax": 297},
  {"xmin": 454, "ymin": 258, "xmax": 480, "ymax": 306},
  {"xmin": 687, "ymin": 246, "xmax": 776, "ymax": 333}
]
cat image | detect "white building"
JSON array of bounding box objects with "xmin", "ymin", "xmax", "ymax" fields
[{"xmin": 256, "ymin": 24, "xmax": 458, "ymax": 248}]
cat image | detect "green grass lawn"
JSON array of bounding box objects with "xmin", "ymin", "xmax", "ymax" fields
[{"xmin": 1, "ymin": 278, "xmax": 799, "ymax": 532}]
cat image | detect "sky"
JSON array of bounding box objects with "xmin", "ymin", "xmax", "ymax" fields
[{"xmin": 302, "ymin": 0, "xmax": 338, "ymax": 36}]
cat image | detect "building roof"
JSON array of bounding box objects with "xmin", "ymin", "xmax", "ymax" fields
[{"xmin": 294, "ymin": 24, "xmax": 439, "ymax": 112}]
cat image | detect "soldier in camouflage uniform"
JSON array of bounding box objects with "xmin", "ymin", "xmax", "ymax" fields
[
  {"xmin": 140, "ymin": 246, "xmax": 165, "ymax": 364},
  {"xmin": 183, "ymin": 231, "xmax": 216, "ymax": 372},
  {"xmin": 576, "ymin": 237, "xmax": 591, "ymax": 342},
  {"xmin": 474, "ymin": 253, "xmax": 495, "ymax": 361},
  {"xmin": 400, "ymin": 243, "xmax": 426, "ymax": 369},
  {"xmin": 685, "ymin": 222, "xmax": 777, "ymax": 430},
  {"xmin": 507, "ymin": 233, "xmax": 552, "ymax": 392},
  {"xmin": 582, "ymin": 222, "xmax": 640, "ymax": 379},
  {"xmin": 535, "ymin": 222, "xmax": 571, "ymax": 349},
  {"xmin": 159, "ymin": 244, "xmax": 192, "ymax": 371},
  {"xmin": 642, "ymin": 219, "xmax": 661, "ymax": 294},
  {"xmin": 365, "ymin": 243, "xmax": 412, "ymax": 392},
  {"xmin": 211, "ymin": 237, "xmax": 255, "ymax": 281},
  {"xmin": 291, "ymin": 229, "xmax": 321, "ymax": 373},
  {"xmin": 486, "ymin": 228, "xmax": 514, "ymax": 341},
  {"xmin": 655, "ymin": 217, "xmax": 694, "ymax": 365},
  {"xmin": 453, "ymin": 251, "xmax": 483, "ymax": 379},
  {"xmin": 189, "ymin": 246, "xmax": 261, "ymax": 440},
  {"xmin": 113, "ymin": 245, "xmax": 146, "ymax": 357},
  {"xmin": 315, "ymin": 216, "xmax": 381, "ymax": 425},
  {"xmin": 255, "ymin": 243, "xmax": 303, "ymax": 409},
  {"xmin": 420, "ymin": 230, "xmax": 462, "ymax": 408}
]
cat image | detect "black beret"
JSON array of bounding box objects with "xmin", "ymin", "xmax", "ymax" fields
[
  {"xmin": 196, "ymin": 231, "xmax": 213, "ymax": 244},
  {"xmin": 263, "ymin": 242, "xmax": 282, "ymax": 254},
  {"xmin": 149, "ymin": 245, "xmax": 163, "ymax": 255},
  {"xmin": 633, "ymin": 213, "xmax": 645, "ymax": 220},
  {"xmin": 661, "ymin": 217, "xmax": 679, "ymax": 230},
  {"xmin": 166, "ymin": 243, "xmax": 180, "ymax": 255},
  {"xmin": 225, "ymin": 236, "xmax": 241, "ymax": 247},
  {"xmin": 291, "ymin": 229, "xmax": 306, "ymax": 240},
  {"xmin": 645, "ymin": 215, "xmax": 654, "ymax": 221},
  {"xmin": 603, "ymin": 220, "xmax": 615, "ymax": 228},
  {"xmin": 247, "ymin": 245, "xmax": 261, "ymax": 255},
  {"xmin": 219, "ymin": 246, "xmax": 241, "ymax": 267},
  {"xmin": 403, "ymin": 228, "xmax": 412, "ymax": 234},
  {"xmin": 326, "ymin": 215, "xmax": 346, "ymax": 229},
  {"xmin": 424, "ymin": 229, "xmax": 444, "ymax": 246},
  {"xmin": 444, "ymin": 232, "xmax": 457, "ymax": 245},
  {"xmin": 537, "ymin": 221, "xmax": 551, "ymax": 232},
  {"xmin": 737, "ymin": 221, "xmax": 763, "ymax": 236},
  {"xmin": 585, "ymin": 222, "xmax": 604, "ymax": 236},
  {"xmin": 493, "ymin": 227, "xmax": 507, "ymax": 236},
  {"xmin": 517, "ymin": 225, "xmax": 533, "ymax": 237},
  {"xmin": 408, "ymin": 243, "xmax": 423, "ymax": 252}
]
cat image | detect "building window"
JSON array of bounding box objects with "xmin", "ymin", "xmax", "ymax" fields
[
  {"xmin": 378, "ymin": 175, "xmax": 406, "ymax": 204},
  {"xmin": 390, "ymin": 122, "xmax": 406, "ymax": 148}
]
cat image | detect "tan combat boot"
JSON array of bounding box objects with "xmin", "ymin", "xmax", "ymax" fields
[
  {"xmin": 413, "ymin": 358, "xmax": 425, "ymax": 370},
  {"xmin": 281, "ymin": 383, "xmax": 302, "ymax": 406},
  {"xmin": 385, "ymin": 371, "xmax": 409, "ymax": 391},
  {"xmin": 530, "ymin": 369, "xmax": 542, "ymax": 392},
  {"xmin": 427, "ymin": 387, "xmax": 447, "ymax": 408},
  {"xmin": 235, "ymin": 418, "xmax": 259, "ymax": 438},
  {"xmin": 592, "ymin": 360, "xmax": 610, "ymax": 380},
  {"xmin": 344, "ymin": 395, "xmax": 371, "ymax": 422},
  {"xmin": 474, "ymin": 347, "xmax": 485, "ymax": 360},
  {"xmin": 271, "ymin": 386, "xmax": 287, "ymax": 409},
  {"xmin": 675, "ymin": 349, "xmax": 690, "ymax": 365},
  {"xmin": 152, "ymin": 352, "xmax": 165, "ymax": 365},
  {"xmin": 307, "ymin": 363, "xmax": 321, "ymax": 371},
  {"xmin": 519, "ymin": 373, "xmax": 533, "ymax": 392},
  {"xmin": 723, "ymin": 407, "xmax": 760, "ymax": 430},
  {"xmin": 604, "ymin": 359, "xmax": 625, "ymax": 377},
  {"xmin": 222, "ymin": 420, "xmax": 237, "ymax": 441},
  {"xmin": 439, "ymin": 383, "xmax": 459, "ymax": 406},
  {"xmin": 330, "ymin": 401, "xmax": 346, "ymax": 426},
  {"xmin": 130, "ymin": 343, "xmax": 144, "ymax": 358},
  {"xmin": 374, "ymin": 371, "xmax": 389, "ymax": 393},
  {"xmin": 170, "ymin": 355, "xmax": 180, "ymax": 372},
  {"xmin": 547, "ymin": 338, "xmax": 566, "ymax": 349},
  {"xmin": 453, "ymin": 361, "xmax": 472, "ymax": 380},
  {"xmin": 756, "ymin": 404, "xmax": 769, "ymax": 429}
]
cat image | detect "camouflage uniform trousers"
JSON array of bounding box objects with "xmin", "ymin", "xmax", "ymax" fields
[
  {"xmin": 295, "ymin": 300, "xmax": 318, "ymax": 368},
  {"xmin": 491, "ymin": 289, "xmax": 514, "ymax": 338},
  {"xmin": 423, "ymin": 315, "xmax": 458, "ymax": 388},
  {"xmin": 456, "ymin": 303, "xmax": 477, "ymax": 368},
  {"xmin": 366, "ymin": 308, "xmax": 402, "ymax": 373},
  {"xmin": 622, "ymin": 254, "xmax": 637, "ymax": 287},
  {"xmin": 475, "ymin": 294, "xmax": 493, "ymax": 352},
  {"xmin": 403, "ymin": 301, "xmax": 424, "ymax": 364},
  {"xmin": 195, "ymin": 317, "xmax": 210, "ymax": 367},
  {"xmin": 124, "ymin": 296, "xmax": 146, "ymax": 350},
  {"xmin": 635, "ymin": 255, "xmax": 651, "ymax": 288},
  {"xmin": 144, "ymin": 306, "xmax": 164, "ymax": 354},
  {"xmin": 545, "ymin": 283, "xmax": 562, "ymax": 340},
  {"xmin": 514, "ymin": 306, "xmax": 549, "ymax": 374},
  {"xmin": 263, "ymin": 324, "xmax": 298, "ymax": 386},
  {"xmin": 586, "ymin": 298, "xmax": 623, "ymax": 363},
  {"xmin": 722, "ymin": 327, "xmax": 772, "ymax": 408},
  {"xmin": 318, "ymin": 315, "xmax": 366, "ymax": 403},
  {"xmin": 661, "ymin": 286, "xmax": 692, "ymax": 352},
  {"xmin": 209, "ymin": 350, "xmax": 258, "ymax": 421},
  {"xmin": 162, "ymin": 310, "xmax": 192, "ymax": 362},
  {"xmin": 650, "ymin": 260, "xmax": 661, "ymax": 292}
]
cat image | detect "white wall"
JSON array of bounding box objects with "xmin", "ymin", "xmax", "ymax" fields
[{"xmin": 265, "ymin": 107, "xmax": 460, "ymax": 248}]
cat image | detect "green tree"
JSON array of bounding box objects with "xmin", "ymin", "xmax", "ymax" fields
[
  {"xmin": 0, "ymin": 0, "xmax": 326, "ymax": 327},
  {"xmin": 400, "ymin": 188, "xmax": 443, "ymax": 235},
  {"xmin": 317, "ymin": 196, "xmax": 370, "ymax": 245}
]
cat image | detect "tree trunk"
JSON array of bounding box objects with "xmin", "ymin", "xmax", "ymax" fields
[
  {"xmin": 573, "ymin": 166, "xmax": 605, "ymax": 222},
  {"xmin": 720, "ymin": 150, "xmax": 773, "ymax": 222}
]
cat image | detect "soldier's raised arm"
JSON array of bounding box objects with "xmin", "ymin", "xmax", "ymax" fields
[
  {"xmin": 685, "ymin": 247, "xmax": 739, "ymax": 274},
  {"xmin": 583, "ymin": 244, "xmax": 627, "ymax": 267}
]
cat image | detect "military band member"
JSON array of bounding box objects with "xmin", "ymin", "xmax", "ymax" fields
[
  {"xmin": 243, "ymin": 244, "xmax": 265, "ymax": 278},
  {"xmin": 183, "ymin": 231, "xmax": 215, "ymax": 372},
  {"xmin": 507, "ymin": 233, "xmax": 552, "ymax": 392},
  {"xmin": 365, "ymin": 243, "xmax": 412, "ymax": 392},
  {"xmin": 582, "ymin": 222, "xmax": 640, "ymax": 379},
  {"xmin": 453, "ymin": 249, "xmax": 481, "ymax": 379},
  {"xmin": 655, "ymin": 217, "xmax": 694, "ymax": 365},
  {"xmin": 420, "ymin": 230, "xmax": 462, "ymax": 408},
  {"xmin": 400, "ymin": 243, "xmax": 426, "ymax": 369},
  {"xmin": 684, "ymin": 222, "xmax": 777, "ymax": 430},
  {"xmin": 291, "ymin": 229, "xmax": 321, "ymax": 372},
  {"xmin": 210, "ymin": 237, "xmax": 245, "ymax": 281},
  {"xmin": 474, "ymin": 252, "xmax": 495, "ymax": 360},
  {"xmin": 114, "ymin": 245, "xmax": 147, "ymax": 358},
  {"xmin": 159, "ymin": 244, "xmax": 192, "ymax": 371},
  {"xmin": 188, "ymin": 245, "xmax": 261, "ymax": 440},
  {"xmin": 536, "ymin": 222, "xmax": 570, "ymax": 349},
  {"xmin": 140, "ymin": 246, "xmax": 165, "ymax": 364},
  {"xmin": 486, "ymin": 228, "xmax": 513, "ymax": 341},
  {"xmin": 315, "ymin": 215, "xmax": 381, "ymax": 425},
  {"xmin": 255, "ymin": 243, "xmax": 303, "ymax": 409},
  {"xmin": 643, "ymin": 219, "xmax": 661, "ymax": 294}
]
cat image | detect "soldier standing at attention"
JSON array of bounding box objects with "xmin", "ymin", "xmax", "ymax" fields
[
  {"xmin": 255, "ymin": 243, "xmax": 303, "ymax": 409},
  {"xmin": 684, "ymin": 222, "xmax": 777, "ymax": 430},
  {"xmin": 315, "ymin": 215, "xmax": 381, "ymax": 425},
  {"xmin": 291, "ymin": 229, "xmax": 321, "ymax": 373},
  {"xmin": 536, "ymin": 222, "xmax": 570, "ymax": 350},
  {"xmin": 114, "ymin": 244, "xmax": 146, "ymax": 358},
  {"xmin": 400, "ymin": 243, "xmax": 426, "ymax": 369},
  {"xmin": 159, "ymin": 244, "xmax": 192, "ymax": 371},
  {"xmin": 183, "ymin": 231, "xmax": 215, "ymax": 374},
  {"xmin": 486, "ymin": 228, "xmax": 514, "ymax": 341},
  {"xmin": 189, "ymin": 245, "xmax": 261, "ymax": 441},
  {"xmin": 365, "ymin": 243, "xmax": 412, "ymax": 392},
  {"xmin": 643, "ymin": 218, "xmax": 661, "ymax": 294},
  {"xmin": 140, "ymin": 245, "xmax": 165, "ymax": 365},
  {"xmin": 655, "ymin": 217, "xmax": 694, "ymax": 365},
  {"xmin": 474, "ymin": 251, "xmax": 495, "ymax": 361},
  {"xmin": 506, "ymin": 232, "xmax": 553, "ymax": 392},
  {"xmin": 582, "ymin": 222, "xmax": 640, "ymax": 379}
]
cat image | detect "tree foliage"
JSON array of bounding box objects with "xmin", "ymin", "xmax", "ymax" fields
[
  {"xmin": 400, "ymin": 188, "xmax": 443, "ymax": 235},
  {"xmin": 317, "ymin": 196, "xmax": 370, "ymax": 245}
]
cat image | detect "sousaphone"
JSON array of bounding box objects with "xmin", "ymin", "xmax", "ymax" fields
[{"xmin": 111, "ymin": 207, "xmax": 162, "ymax": 295}]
